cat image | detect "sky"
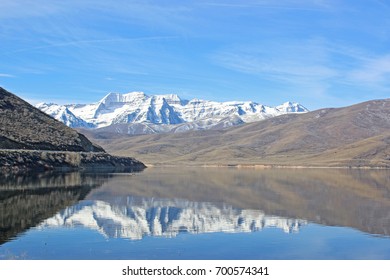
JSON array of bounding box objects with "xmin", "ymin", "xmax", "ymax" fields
[{"xmin": 1, "ymin": 0, "xmax": 390, "ymax": 110}]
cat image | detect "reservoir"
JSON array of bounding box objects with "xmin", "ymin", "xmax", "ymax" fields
[{"xmin": 1, "ymin": 167, "xmax": 390, "ymax": 259}]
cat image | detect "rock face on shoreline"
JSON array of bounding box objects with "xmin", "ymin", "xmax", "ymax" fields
[
  {"xmin": 0, "ymin": 150, "xmax": 145, "ymax": 172},
  {"xmin": 0, "ymin": 87, "xmax": 146, "ymax": 171}
]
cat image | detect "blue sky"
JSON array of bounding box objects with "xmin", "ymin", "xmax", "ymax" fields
[{"xmin": 1, "ymin": 0, "xmax": 390, "ymax": 110}]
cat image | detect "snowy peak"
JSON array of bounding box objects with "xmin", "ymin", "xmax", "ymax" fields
[
  {"xmin": 98, "ymin": 92, "xmax": 121, "ymax": 105},
  {"xmin": 98, "ymin": 91, "xmax": 148, "ymax": 106},
  {"xmin": 276, "ymin": 101, "xmax": 308, "ymax": 113},
  {"xmin": 159, "ymin": 94, "xmax": 184, "ymax": 105},
  {"xmin": 36, "ymin": 92, "xmax": 309, "ymax": 134}
]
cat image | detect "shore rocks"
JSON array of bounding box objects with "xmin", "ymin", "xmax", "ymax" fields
[{"xmin": 0, "ymin": 150, "xmax": 146, "ymax": 172}]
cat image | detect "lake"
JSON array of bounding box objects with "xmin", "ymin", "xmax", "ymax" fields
[{"xmin": 1, "ymin": 167, "xmax": 390, "ymax": 260}]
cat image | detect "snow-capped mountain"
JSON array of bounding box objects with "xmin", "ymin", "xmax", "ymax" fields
[
  {"xmin": 39, "ymin": 197, "xmax": 307, "ymax": 240},
  {"xmin": 37, "ymin": 92, "xmax": 308, "ymax": 134},
  {"xmin": 37, "ymin": 103, "xmax": 95, "ymax": 128}
]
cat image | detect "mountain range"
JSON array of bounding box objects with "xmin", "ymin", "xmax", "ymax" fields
[
  {"xmin": 37, "ymin": 92, "xmax": 308, "ymax": 134},
  {"xmin": 4, "ymin": 86, "xmax": 390, "ymax": 168},
  {"xmin": 85, "ymin": 98, "xmax": 390, "ymax": 168}
]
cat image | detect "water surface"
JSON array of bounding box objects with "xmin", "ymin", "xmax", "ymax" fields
[{"xmin": 1, "ymin": 167, "xmax": 390, "ymax": 259}]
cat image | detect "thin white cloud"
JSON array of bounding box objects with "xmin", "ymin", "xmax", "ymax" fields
[
  {"xmin": 212, "ymin": 40, "xmax": 338, "ymax": 85},
  {"xmin": 348, "ymin": 55, "xmax": 390, "ymax": 84},
  {"xmin": 0, "ymin": 0, "xmax": 192, "ymax": 28},
  {"xmin": 199, "ymin": 0, "xmax": 339, "ymax": 11},
  {"xmin": 1, "ymin": 0, "xmax": 388, "ymax": 109},
  {"xmin": 3, "ymin": 36, "xmax": 179, "ymax": 55},
  {"xmin": 0, "ymin": 73, "xmax": 15, "ymax": 78},
  {"xmin": 212, "ymin": 39, "xmax": 390, "ymax": 103},
  {"xmin": 0, "ymin": 0, "xmax": 69, "ymax": 19}
]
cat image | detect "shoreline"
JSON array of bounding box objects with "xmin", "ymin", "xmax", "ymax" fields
[
  {"xmin": 1, "ymin": 149, "xmax": 388, "ymax": 171},
  {"xmin": 0, "ymin": 149, "xmax": 146, "ymax": 172},
  {"xmin": 143, "ymin": 163, "xmax": 390, "ymax": 170}
]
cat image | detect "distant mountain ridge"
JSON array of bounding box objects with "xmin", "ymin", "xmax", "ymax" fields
[
  {"xmin": 37, "ymin": 92, "xmax": 308, "ymax": 134},
  {"xmin": 88, "ymin": 98, "xmax": 390, "ymax": 168}
]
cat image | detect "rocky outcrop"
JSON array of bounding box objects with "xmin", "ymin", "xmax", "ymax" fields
[{"xmin": 0, "ymin": 150, "xmax": 146, "ymax": 172}]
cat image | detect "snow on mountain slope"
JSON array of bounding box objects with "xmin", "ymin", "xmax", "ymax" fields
[
  {"xmin": 37, "ymin": 92, "xmax": 308, "ymax": 134},
  {"xmin": 276, "ymin": 101, "xmax": 308, "ymax": 113},
  {"xmin": 36, "ymin": 102, "xmax": 95, "ymax": 128},
  {"xmin": 39, "ymin": 197, "xmax": 307, "ymax": 240}
]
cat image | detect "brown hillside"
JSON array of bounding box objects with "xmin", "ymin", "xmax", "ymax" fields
[
  {"xmin": 86, "ymin": 98, "xmax": 390, "ymax": 167},
  {"xmin": 0, "ymin": 87, "xmax": 104, "ymax": 152}
]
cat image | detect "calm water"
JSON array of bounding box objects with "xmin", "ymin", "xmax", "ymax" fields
[{"xmin": 1, "ymin": 167, "xmax": 390, "ymax": 260}]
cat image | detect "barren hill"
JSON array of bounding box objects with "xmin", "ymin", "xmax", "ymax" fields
[
  {"xmin": 0, "ymin": 87, "xmax": 145, "ymax": 171},
  {"xmin": 87, "ymin": 99, "xmax": 390, "ymax": 168},
  {"xmin": 0, "ymin": 87, "xmax": 103, "ymax": 152}
]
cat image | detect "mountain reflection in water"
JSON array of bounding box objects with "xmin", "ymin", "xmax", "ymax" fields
[
  {"xmin": 2, "ymin": 167, "xmax": 390, "ymax": 246},
  {"xmin": 78, "ymin": 167, "xmax": 390, "ymax": 238},
  {"xmin": 0, "ymin": 172, "xmax": 112, "ymax": 244},
  {"xmin": 40, "ymin": 198, "xmax": 306, "ymax": 240}
]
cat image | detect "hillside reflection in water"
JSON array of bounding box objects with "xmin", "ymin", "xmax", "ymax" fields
[{"xmin": 1, "ymin": 167, "xmax": 390, "ymax": 259}]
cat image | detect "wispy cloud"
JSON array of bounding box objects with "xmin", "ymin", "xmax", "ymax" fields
[
  {"xmin": 0, "ymin": 0, "xmax": 192, "ymax": 29},
  {"xmin": 212, "ymin": 38, "xmax": 390, "ymax": 104},
  {"xmin": 199, "ymin": 0, "xmax": 339, "ymax": 11},
  {"xmin": 0, "ymin": 73, "xmax": 15, "ymax": 78},
  {"xmin": 0, "ymin": 0, "xmax": 192, "ymax": 77},
  {"xmin": 1, "ymin": 0, "xmax": 389, "ymax": 109},
  {"xmin": 212, "ymin": 40, "xmax": 338, "ymax": 85},
  {"xmin": 348, "ymin": 55, "xmax": 390, "ymax": 84},
  {"xmin": 3, "ymin": 36, "xmax": 179, "ymax": 55},
  {"xmin": 0, "ymin": 0, "xmax": 66, "ymax": 19}
]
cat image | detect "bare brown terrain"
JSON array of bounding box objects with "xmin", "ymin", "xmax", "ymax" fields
[
  {"xmin": 0, "ymin": 87, "xmax": 103, "ymax": 152},
  {"xmin": 84, "ymin": 99, "xmax": 390, "ymax": 168}
]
